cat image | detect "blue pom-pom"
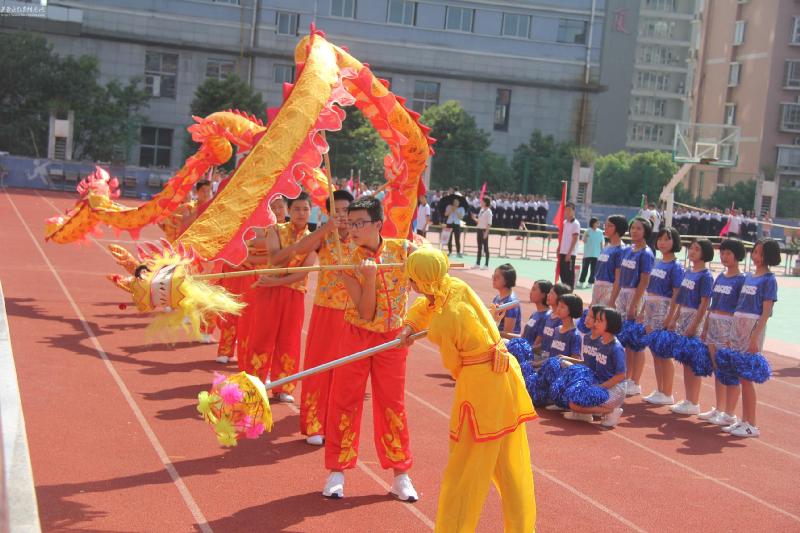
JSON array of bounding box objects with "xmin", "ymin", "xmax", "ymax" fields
[
  {"xmin": 506, "ymin": 338, "xmax": 533, "ymax": 363},
  {"xmin": 622, "ymin": 320, "xmax": 648, "ymax": 351},
  {"xmin": 519, "ymin": 360, "xmax": 536, "ymax": 388},
  {"xmin": 733, "ymin": 351, "xmax": 772, "ymax": 384},
  {"xmin": 527, "ymin": 372, "xmax": 549, "ymax": 406},
  {"xmin": 674, "ymin": 337, "xmax": 713, "ymax": 377},
  {"xmin": 566, "ymin": 383, "xmax": 610, "ymax": 407},
  {"xmin": 576, "ymin": 309, "xmax": 591, "ymax": 335},
  {"xmin": 648, "ymin": 329, "xmax": 678, "ymax": 359},
  {"xmin": 550, "ymin": 364, "xmax": 595, "ymax": 408},
  {"xmin": 714, "ymin": 348, "xmax": 740, "ymax": 386},
  {"xmin": 540, "ymin": 357, "xmax": 562, "ymax": 385}
]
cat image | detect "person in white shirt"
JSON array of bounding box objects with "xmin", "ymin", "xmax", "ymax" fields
[
  {"xmin": 416, "ymin": 195, "xmax": 431, "ymax": 237},
  {"xmin": 471, "ymin": 196, "xmax": 493, "ymax": 269},
  {"xmin": 558, "ymin": 202, "xmax": 581, "ymax": 288},
  {"xmin": 728, "ymin": 209, "xmax": 742, "ymax": 237}
]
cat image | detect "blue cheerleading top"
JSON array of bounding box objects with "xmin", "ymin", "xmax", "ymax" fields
[
  {"xmin": 540, "ymin": 315, "xmax": 563, "ymax": 356},
  {"xmin": 676, "ymin": 268, "xmax": 714, "ymax": 309},
  {"xmin": 618, "ymin": 246, "xmax": 655, "ymax": 289},
  {"xmin": 709, "ymin": 273, "xmax": 746, "ymax": 314},
  {"xmin": 576, "ymin": 308, "xmax": 591, "ymax": 334},
  {"xmin": 595, "ymin": 244, "xmax": 626, "ymax": 283},
  {"xmin": 548, "ymin": 326, "xmax": 581, "ymax": 358},
  {"xmin": 646, "ymin": 259, "xmax": 684, "ymax": 298},
  {"xmin": 493, "ymin": 293, "xmax": 521, "ymax": 333},
  {"xmin": 581, "ymin": 335, "xmax": 626, "ymax": 383},
  {"xmin": 736, "ymin": 272, "xmax": 778, "ymax": 315},
  {"xmin": 522, "ymin": 309, "xmax": 549, "ymax": 345}
]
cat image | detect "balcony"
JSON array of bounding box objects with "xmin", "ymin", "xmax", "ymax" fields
[{"xmin": 777, "ymin": 145, "xmax": 800, "ymax": 174}]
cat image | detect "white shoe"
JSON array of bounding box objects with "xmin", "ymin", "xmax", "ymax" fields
[
  {"xmin": 710, "ymin": 412, "xmax": 738, "ymax": 427},
  {"xmin": 480, "ymin": 265, "xmax": 488, "ymax": 270},
  {"xmin": 722, "ymin": 421, "xmax": 743, "ymax": 433},
  {"xmin": 200, "ymin": 333, "xmax": 214, "ymax": 344},
  {"xmin": 323, "ymin": 472, "xmax": 344, "ymax": 498},
  {"xmin": 730, "ymin": 421, "xmax": 759, "ymax": 438},
  {"xmin": 390, "ymin": 473, "xmax": 419, "ymax": 502},
  {"xmin": 563, "ymin": 411, "xmax": 594, "ymax": 423},
  {"xmin": 306, "ymin": 435, "xmax": 325, "ymax": 446},
  {"xmin": 625, "ymin": 381, "xmax": 642, "ymax": 396},
  {"xmin": 215, "ymin": 355, "xmax": 230, "ymax": 364},
  {"xmin": 643, "ymin": 391, "xmax": 674, "ymax": 405},
  {"xmin": 669, "ymin": 400, "xmax": 700, "ymax": 415},
  {"xmin": 273, "ymin": 392, "xmax": 294, "ymax": 403},
  {"xmin": 545, "ymin": 404, "xmax": 566, "ymax": 411},
  {"xmin": 601, "ymin": 407, "xmax": 624, "ymax": 427},
  {"xmin": 470, "ymin": 264, "xmax": 480, "ymax": 269},
  {"xmin": 698, "ymin": 407, "xmax": 719, "ymax": 421}
]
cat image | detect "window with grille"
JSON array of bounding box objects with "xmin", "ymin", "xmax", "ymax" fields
[
  {"xmin": 728, "ymin": 62, "xmax": 741, "ymax": 87},
  {"xmin": 494, "ymin": 89, "xmax": 511, "ymax": 131},
  {"xmin": 645, "ymin": 0, "xmax": 675, "ymax": 12},
  {"xmin": 331, "ymin": 0, "xmax": 356, "ymax": 18},
  {"xmin": 557, "ymin": 19, "xmax": 588, "ymax": 44},
  {"xmin": 785, "ymin": 61, "xmax": 800, "ymax": 88},
  {"xmin": 733, "ymin": 20, "xmax": 745, "ymax": 46},
  {"xmin": 206, "ymin": 58, "xmax": 235, "ymax": 80},
  {"xmin": 144, "ymin": 51, "xmax": 178, "ymax": 98},
  {"xmin": 780, "ymin": 103, "xmax": 800, "ymax": 132},
  {"xmin": 502, "ymin": 13, "xmax": 530, "ymax": 38},
  {"xmin": 139, "ymin": 127, "xmax": 173, "ymax": 167},
  {"xmin": 445, "ymin": 6, "xmax": 473, "ymax": 32},
  {"xmin": 724, "ymin": 103, "xmax": 737, "ymax": 125},
  {"xmin": 792, "ymin": 17, "xmax": 800, "ymax": 45},
  {"xmin": 274, "ymin": 64, "xmax": 295, "ymax": 84},
  {"xmin": 387, "ymin": 0, "xmax": 416, "ymax": 25},
  {"xmin": 276, "ymin": 12, "xmax": 299, "ymax": 35},
  {"xmin": 630, "ymin": 123, "xmax": 665, "ymax": 143},
  {"xmin": 636, "ymin": 71, "xmax": 670, "ymax": 91},
  {"xmin": 412, "ymin": 80, "xmax": 440, "ymax": 114}
]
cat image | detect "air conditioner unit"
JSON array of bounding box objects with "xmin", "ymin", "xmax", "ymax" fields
[
  {"xmin": 148, "ymin": 173, "xmax": 162, "ymax": 187},
  {"xmin": 146, "ymin": 75, "xmax": 161, "ymax": 97}
]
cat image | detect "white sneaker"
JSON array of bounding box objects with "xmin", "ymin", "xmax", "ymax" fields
[
  {"xmin": 601, "ymin": 407, "xmax": 624, "ymax": 427},
  {"xmin": 669, "ymin": 400, "xmax": 700, "ymax": 415},
  {"xmin": 215, "ymin": 355, "xmax": 230, "ymax": 364},
  {"xmin": 722, "ymin": 421, "xmax": 743, "ymax": 433},
  {"xmin": 470, "ymin": 264, "xmax": 480, "ymax": 269},
  {"xmin": 545, "ymin": 404, "xmax": 566, "ymax": 411},
  {"xmin": 625, "ymin": 381, "xmax": 642, "ymax": 396},
  {"xmin": 200, "ymin": 333, "xmax": 214, "ymax": 344},
  {"xmin": 710, "ymin": 412, "xmax": 738, "ymax": 427},
  {"xmin": 731, "ymin": 421, "xmax": 760, "ymax": 438},
  {"xmin": 643, "ymin": 391, "xmax": 675, "ymax": 405},
  {"xmin": 322, "ymin": 472, "xmax": 344, "ymax": 498},
  {"xmin": 563, "ymin": 411, "xmax": 594, "ymax": 423},
  {"xmin": 698, "ymin": 407, "xmax": 719, "ymax": 421},
  {"xmin": 390, "ymin": 473, "xmax": 419, "ymax": 502},
  {"xmin": 273, "ymin": 392, "xmax": 294, "ymax": 404},
  {"xmin": 480, "ymin": 265, "xmax": 488, "ymax": 270},
  {"xmin": 306, "ymin": 435, "xmax": 325, "ymax": 446}
]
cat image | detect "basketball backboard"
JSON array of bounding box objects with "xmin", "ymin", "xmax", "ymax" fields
[{"xmin": 673, "ymin": 122, "xmax": 740, "ymax": 167}]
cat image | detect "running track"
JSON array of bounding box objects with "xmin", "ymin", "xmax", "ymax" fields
[{"xmin": 3, "ymin": 189, "xmax": 800, "ymax": 532}]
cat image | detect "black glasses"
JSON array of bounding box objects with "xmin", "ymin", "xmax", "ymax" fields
[{"xmin": 348, "ymin": 219, "xmax": 376, "ymax": 230}]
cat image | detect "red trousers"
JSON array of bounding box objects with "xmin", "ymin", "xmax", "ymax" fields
[
  {"xmin": 238, "ymin": 285, "xmax": 304, "ymax": 393},
  {"xmin": 300, "ymin": 305, "xmax": 346, "ymax": 436},
  {"xmin": 324, "ymin": 324, "xmax": 412, "ymax": 472},
  {"xmin": 216, "ymin": 274, "xmax": 248, "ymax": 357}
]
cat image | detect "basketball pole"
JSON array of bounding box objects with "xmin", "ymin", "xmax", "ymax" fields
[{"xmin": 659, "ymin": 163, "xmax": 694, "ymax": 228}]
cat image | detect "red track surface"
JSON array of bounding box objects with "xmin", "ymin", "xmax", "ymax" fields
[{"xmin": 3, "ymin": 188, "xmax": 800, "ymax": 532}]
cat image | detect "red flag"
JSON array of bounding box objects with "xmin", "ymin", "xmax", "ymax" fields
[
  {"xmin": 719, "ymin": 201, "xmax": 735, "ymax": 236},
  {"xmin": 346, "ymin": 177, "xmax": 354, "ymax": 192},
  {"xmin": 479, "ymin": 182, "xmax": 487, "ymax": 203},
  {"xmin": 553, "ymin": 181, "xmax": 568, "ymax": 282}
]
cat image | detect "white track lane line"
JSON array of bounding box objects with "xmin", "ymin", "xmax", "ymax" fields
[{"xmin": 7, "ymin": 191, "xmax": 214, "ymax": 533}]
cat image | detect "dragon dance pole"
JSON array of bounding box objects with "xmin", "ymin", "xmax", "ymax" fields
[{"xmin": 194, "ymin": 262, "xmax": 466, "ymax": 281}]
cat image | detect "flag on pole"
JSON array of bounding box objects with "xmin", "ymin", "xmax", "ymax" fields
[
  {"xmin": 719, "ymin": 201, "xmax": 735, "ymax": 236},
  {"xmin": 479, "ymin": 182, "xmax": 487, "ymax": 203},
  {"xmin": 553, "ymin": 181, "xmax": 568, "ymax": 282},
  {"xmin": 630, "ymin": 194, "xmax": 647, "ymax": 223}
]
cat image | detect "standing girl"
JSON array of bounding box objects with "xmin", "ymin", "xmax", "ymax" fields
[
  {"xmin": 725, "ymin": 238, "xmax": 780, "ymax": 438},
  {"xmin": 699, "ymin": 239, "xmax": 746, "ymax": 428},
  {"xmin": 492, "ymin": 264, "xmax": 521, "ymax": 337},
  {"xmin": 668, "ymin": 239, "xmax": 714, "ymax": 416},
  {"xmin": 591, "ymin": 215, "xmax": 628, "ymax": 307},
  {"xmin": 445, "ymin": 198, "xmax": 465, "ymax": 257},
  {"xmin": 578, "ymin": 217, "xmax": 604, "ymax": 289},
  {"xmin": 640, "ymin": 227, "xmax": 684, "ymax": 405},
  {"xmin": 610, "ymin": 217, "xmax": 654, "ymax": 396}
]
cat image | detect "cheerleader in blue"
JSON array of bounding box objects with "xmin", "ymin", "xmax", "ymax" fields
[
  {"xmin": 640, "ymin": 227, "xmax": 684, "ymax": 406},
  {"xmin": 495, "ymin": 279, "xmax": 553, "ymax": 345},
  {"xmin": 724, "ymin": 238, "xmax": 780, "ymax": 438},
  {"xmin": 699, "ymin": 239, "xmax": 746, "ymax": 428},
  {"xmin": 537, "ymin": 282, "xmax": 572, "ymax": 364},
  {"xmin": 492, "ymin": 263, "xmax": 522, "ymax": 336},
  {"xmin": 591, "ymin": 215, "xmax": 629, "ymax": 307},
  {"xmin": 667, "ymin": 239, "xmax": 714, "ymax": 416},
  {"xmin": 544, "ymin": 293, "xmax": 583, "ymax": 411},
  {"xmin": 609, "ymin": 217, "xmax": 654, "ymax": 396}
]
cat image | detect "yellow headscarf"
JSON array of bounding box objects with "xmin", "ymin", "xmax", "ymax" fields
[{"xmin": 405, "ymin": 247, "xmax": 452, "ymax": 312}]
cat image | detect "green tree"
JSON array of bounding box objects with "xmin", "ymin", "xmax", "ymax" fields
[
  {"xmin": 326, "ymin": 106, "xmax": 389, "ymax": 183},
  {"xmin": 705, "ymin": 180, "xmax": 756, "ymax": 211},
  {"xmin": 777, "ymin": 187, "xmax": 800, "ymax": 218},
  {"xmin": 593, "ymin": 150, "xmax": 678, "ymax": 205},
  {"xmin": 511, "ymin": 130, "xmax": 575, "ymax": 196},
  {"xmin": 189, "ymin": 74, "xmax": 265, "ymax": 120},
  {"xmin": 0, "ymin": 33, "xmax": 149, "ymax": 162}
]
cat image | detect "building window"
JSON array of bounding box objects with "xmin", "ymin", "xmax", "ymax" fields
[
  {"xmin": 638, "ymin": 45, "xmax": 678, "ymax": 65},
  {"xmin": 635, "ymin": 71, "xmax": 670, "ymax": 91},
  {"xmin": 502, "ymin": 13, "xmax": 530, "ymax": 39},
  {"xmin": 274, "ymin": 64, "xmax": 295, "ymax": 84},
  {"xmin": 630, "ymin": 123, "xmax": 665, "ymax": 143},
  {"xmin": 640, "ymin": 20, "xmax": 676, "ymax": 40},
  {"xmin": 557, "ymin": 19, "xmax": 588, "ymax": 44},
  {"xmin": 785, "ymin": 61, "xmax": 800, "ymax": 88},
  {"xmin": 724, "ymin": 103, "xmax": 737, "ymax": 125},
  {"xmin": 139, "ymin": 127, "xmax": 173, "ymax": 167},
  {"xmin": 780, "ymin": 103, "xmax": 800, "ymax": 132},
  {"xmin": 412, "ymin": 80, "xmax": 440, "ymax": 114},
  {"xmin": 733, "ymin": 20, "xmax": 745, "ymax": 46},
  {"xmin": 276, "ymin": 12, "xmax": 299, "ymax": 35},
  {"xmin": 728, "ymin": 62, "xmax": 741, "ymax": 87},
  {"xmin": 645, "ymin": 0, "xmax": 675, "ymax": 12},
  {"xmin": 387, "ymin": 0, "xmax": 416, "ymax": 26},
  {"xmin": 331, "ymin": 0, "xmax": 356, "ymax": 18},
  {"xmin": 792, "ymin": 17, "xmax": 800, "ymax": 45},
  {"xmin": 445, "ymin": 6, "xmax": 473, "ymax": 32},
  {"xmin": 206, "ymin": 58, "xmax": 235, "ymax": 80},
  {"xmin": 630, "ymin": 97, "xmax": 667, "ymax": 117},
  {"xmin": 144, "ymin": 51, "xmax": 178, "ymax": 99},
  {"xmin": 211, "ymin": 0, "xmax": 240, "ymax": 4},
  {"xmin": 494, "ymin": 89, "xmax": 511, "ymax": 131}
]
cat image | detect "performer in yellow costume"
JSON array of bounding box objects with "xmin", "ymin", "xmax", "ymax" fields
[{"xmin": 399, "ymin": 248, "xmax": 537, "ymax": 533}]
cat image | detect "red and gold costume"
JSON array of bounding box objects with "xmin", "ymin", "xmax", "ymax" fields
[
  {"xmin": 215, "ymin": 262, "xmax": 249, "ymax": 357},
  {"xmin": 238, "ymin": 222, "xmax": 310, "ymax": 392},
  {"xmin": 158, "ymin": 199, "xmax": 196, "ymax": 242},
  {"xmin": 324, "ymin": 238, "xmax": 413, "ymax": 472},
  {"xmin": 300, "ymin": 231, "xmax": 350, "ymax": 437}
]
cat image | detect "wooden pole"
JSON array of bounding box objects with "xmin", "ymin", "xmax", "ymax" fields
[
  {"xmin": 194, "ymin": 262, "xmax": 466, "ymax": 281},
  {"xmin": 322, "ymin": 132, "xmax": 344, "ymax": 264}
]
